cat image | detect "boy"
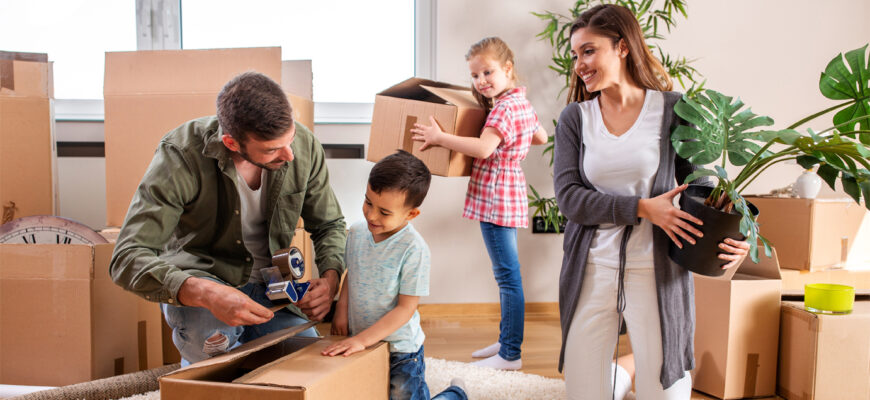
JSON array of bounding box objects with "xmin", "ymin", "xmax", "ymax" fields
[{"xmin": 321, "ymin": 150, "xmax": 466, "ymax": 400}]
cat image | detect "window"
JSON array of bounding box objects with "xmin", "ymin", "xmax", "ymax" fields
[
  {"xmin": 181, "ymin": 0, "xmax": 415, "ymax": 104},
  {"xmin": 0, "ymin": 0, "xmax": 136, "ymax": 99}
]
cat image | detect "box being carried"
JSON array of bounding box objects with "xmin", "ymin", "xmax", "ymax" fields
[
  {"xmin": 778, "ymin": 300, "xmax": 870, "ymax": 400},
  {"xmin": 692, "ymin": 250, "xmax": 782, "ymax": 399},
  {"xmin": 160, "ymin": 323, "xmax": 389, "ymax": 399},
  {"xmin": 745, "ymin": 196, "xmax": 869, "ymax": 271},
  {"xmin": 368, "ymin": 78, "xmax": 486, "ymax": 177}
]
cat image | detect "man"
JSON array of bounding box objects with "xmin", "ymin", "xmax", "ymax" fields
[{"xmin": 110, "ymin": 72, "xmax": 346, "ymax": 365}]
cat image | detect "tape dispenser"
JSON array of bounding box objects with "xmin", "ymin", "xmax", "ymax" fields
[{"xmin": 262, "ymin": 247, "xmax": 312, "ymax": 304}]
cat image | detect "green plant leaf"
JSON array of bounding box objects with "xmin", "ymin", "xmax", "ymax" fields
[
  {"xmin": 861, "ymin": 181, "xmax": 870, "ymax": 210},
  {"xmin": 672, "ymin": 90, "xmax": 775, "ymax": 168},
  {"xmin": 683, "ymin": 167, "xmax": 717, "ymax": 184},
  {"xmin": 713, "ymin": 165, "xmax": 729, "ymax": 179},
  {"xmin": 817, "ymin": 163, "xmax": 840, "ymax": 190},
  {"xmin": 820, "ymin": 44, "xmax": 870, "ymax": 132},
  {"xmin": 796, "ymin": 155, "xmax": 821, "ymax": 170},
  {"xmin": 842, "ymin": 173, "xmax": 861, "ymax": 203}
]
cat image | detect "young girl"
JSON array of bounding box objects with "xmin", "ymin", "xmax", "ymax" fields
[
  {"xmin": 553, "ymin": 5, "xmax": 750, "ymax": 399},
  {"xmin": 410, "ymin": 37, "xmax": 547, "ymax": 370}
]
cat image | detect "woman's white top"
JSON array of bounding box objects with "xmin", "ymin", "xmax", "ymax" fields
[{"xmin": 581, "ymin": 89, "xmax": 664, "ymax": 269}]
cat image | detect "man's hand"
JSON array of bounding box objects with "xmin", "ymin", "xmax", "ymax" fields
[
  {"xmin": 296, "ymin": 269, "xmax": 339, "ymax": 321},
  {"xmin": 321, "ymin": 336, "xmax": 366, "ymax": 357},
  {"xmin": 177, "ymin": 277, "xmax": 273, "ymax": 327}
]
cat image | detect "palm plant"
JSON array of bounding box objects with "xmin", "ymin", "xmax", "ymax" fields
[
  {"xmin": 671, "ymin": 44, "xmax": 870, "ymax": 263},
  {"xmin": 530, "ymin": 0, "xmax": 702, "ymax": 233}
]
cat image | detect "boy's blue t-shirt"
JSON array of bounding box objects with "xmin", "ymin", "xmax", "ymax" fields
[{"xmin": 346, "ymin": 221, "xmax": 430, "ymax": 353}]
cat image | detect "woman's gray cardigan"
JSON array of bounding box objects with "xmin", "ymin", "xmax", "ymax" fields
[{"xmin": 553, "ymin": 91, "xmax": 709, "ymax": 389}]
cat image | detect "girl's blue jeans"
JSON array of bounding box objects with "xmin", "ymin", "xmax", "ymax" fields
[{"xmin": 479, "ymin": 221, "xmax": 524, "ymax": 361}]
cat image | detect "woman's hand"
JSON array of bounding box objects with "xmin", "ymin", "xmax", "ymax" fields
[
  {"xmin": 719, "ymin": 238, "xmax": 750, "ymax": 269},
  {"xmin": 410, "ymin": 116, "xmax": 445, "ymax": 151},
  {"xmin": 638, "ymin": 184, "xmax": 704, "ymax": 248}
]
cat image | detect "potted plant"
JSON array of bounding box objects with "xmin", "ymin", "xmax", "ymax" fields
[
  {"xmin": 531, "ymin": 0, "xmax": 703, "ymax": 233},
  {"xmin": 670, "ymin": 44, "xmax": 870, "ymax": 276}
]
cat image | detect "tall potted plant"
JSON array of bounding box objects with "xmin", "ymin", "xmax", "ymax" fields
[
  {"xmin": 531, "ymin": 0, "xmax": 702, "ymax": 233},
  {"xmin": 670, "ymin": 44, "xmax": 870, "ymax": 276}
]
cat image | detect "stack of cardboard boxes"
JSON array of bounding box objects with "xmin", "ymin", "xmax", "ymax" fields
[
  {"xmin": 692, "ymin": 196, "xmax": 870, "ymax": 399},
  {"xmin": 2, "ymin": 47, "xmax": 360, "ymax": 390},
  {"xmin": 745, "ymin": 196, "xmax": 870, "ymax": 400},
  {"xmin": 0, "ymin": 51, "xmax": 56, "ymax": 221}
]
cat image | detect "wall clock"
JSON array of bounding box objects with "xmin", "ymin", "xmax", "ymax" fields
[{"xmin": 0, "ymin": 215, "xmax": 109, "ymax": 245}]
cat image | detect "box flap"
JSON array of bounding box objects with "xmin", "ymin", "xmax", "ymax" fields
[
  {"xmin": 420, "ymin": 85, "xmax": 481, "ymax": 109},
  {"xmin": 104, "ymin": 47, "xmax": 282, "ymax": 96},
  {"xmin": 725, "ymin": 248, "xmax": 782, "ymax": 281},
  {"xmin": 168, "ymin": 321, "xmax": 317, "ymax": 374},
  {"xmin": 0, "ymin": 52, "xmax": 52, "ymax": 98},
  {"xmin": 234, "ymin": 337, "xmax": 388, "ymax": 390},
  {"xmin": 281, "ymin": 60, "xmax": 312, "ymax": 101},
  {"xmin": 377, "ymin": 77, "xmax": 472, "ymax": 104}
]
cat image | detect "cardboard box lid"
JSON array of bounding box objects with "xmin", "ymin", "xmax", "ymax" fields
[
  {"xmin": 233, "ymin": 337, "xmax": 379, "ymax": 388},
  {"xmin": 104, "ymin": 47, "xmax": 282, "ymax": 96},
  {"xmin": 168, "ymin": 321, "xmax": 318, "ymax": 375},
  {"xmin": 281, "ymin": 60, "xmax": 312, "ymax": 101},
  {"xmin": 0, "ymin": 51, "xmax": 52, "ymax": 98},
  {"xmin": 783, "ymin": 299, "xmax": 870, "ymax": 320},
  {"xmin": 378, "ymin": 77, "xmax": 481, "ymax": 110},
  {"xmin": 719, "ymin": 248, "xmax": 782, "ymax": 281}
]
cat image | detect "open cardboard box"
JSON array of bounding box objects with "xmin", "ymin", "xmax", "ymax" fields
[
  {"xmin": 103, "ymin": 47, "xmax": 315, "ymax": 227},
  {"xmin": 0, "ymin": 243, "xmax": 150, "ymax": 386},
  {"xmin": 777, "ymin": 300, "xmax": 870, "ymax": 399},
  {"xmin": 0, "ymin": 51, "xmax": 57, "ymax": 220},
  {"xmin": 99, "ymin": 219, "xmax": 315, "ymax": 369},
  {"xmin": 745, "ymin": 196, "xmax": 869, "ymax": 271},
  {"xmin": 692, "ymin": 250, "xmax": 782, "ymax": 399},
  {"xmin": 160, "ymin": 322, "xmax": 389, "ymax": 399},
  {"xmin": 368, "ymin": 77, "xmax": 486, "ymax": 177}
]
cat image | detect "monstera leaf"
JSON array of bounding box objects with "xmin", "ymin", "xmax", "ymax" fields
[
  {"xmin": 672, "ymin": 90, "xmax": 774, "ymax": 166},
  {"xmin": 819, "ymin": 44, "xmax": 870, "ymax": 142}
]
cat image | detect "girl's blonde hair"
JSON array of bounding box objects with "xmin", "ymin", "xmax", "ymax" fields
[
  {"xmin": 567, "ymin": 4, "xmax": 672, "ymax": 103},
  {"xmin": 466, "ymin": 37, "xmax": 518, "ymax": 112}
]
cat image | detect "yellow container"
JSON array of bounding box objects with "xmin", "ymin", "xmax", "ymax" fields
[{"xmin": 805, "ymin": 283, "xmax": 856, "ymax": 314}]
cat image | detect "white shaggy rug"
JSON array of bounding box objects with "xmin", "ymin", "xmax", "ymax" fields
[{"xmin": 115, "ymin": 357, "xmax": 568, "ymax": 400}]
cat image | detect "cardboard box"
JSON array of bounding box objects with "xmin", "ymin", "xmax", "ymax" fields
[
  {"xmin": 160, "ymin": 323, "xmax": 389, "ymax": 399},
  {"xmin": 0, "ymin": 243, "xmax": 154, "ymax": 386},
  {"xmin": 103, "ymin": 48, "xmax": 314, "ymax": 227},
  {"xmin": 368, "ymin": 78, "xmax": 486, "ymax": 177},
  {"xmin": 777, "ymin": 300, "xmax": 870, "ymax": 399},
  {"xmin": 0, "ymin": 51, "xmax": 57, "ymax": 221},
  {"xmin": 692, "ymin": 250, "xmax": 782, "ymax": 399},
  {"xmin": 746, "ymin": 197, "xmax": 869, "ymax": 271}
]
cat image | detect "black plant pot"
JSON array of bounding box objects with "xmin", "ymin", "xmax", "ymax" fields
[{"xmin": 668, "ymin": 185, "xmax": 758, "ymax": 277}]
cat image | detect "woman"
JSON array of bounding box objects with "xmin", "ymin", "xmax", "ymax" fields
[{"xmin": 553, "ymin": 5, "xmax": 750, "ymax": 399}]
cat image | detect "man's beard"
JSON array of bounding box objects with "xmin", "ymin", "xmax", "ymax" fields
[{"xmin": 238, "ymin": 145, "xmax": 285, "ymax": 171}]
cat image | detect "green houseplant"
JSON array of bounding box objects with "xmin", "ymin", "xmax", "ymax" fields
[
  {"xmin": 531, "ymin": 0, "xmax": 702, "ymax": 233},
  {"xmin": 670, "ymin": 44, "xmax": 870, "ymax": 273}
]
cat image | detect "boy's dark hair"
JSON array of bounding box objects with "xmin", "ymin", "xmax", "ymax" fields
[
  {"xmin": 216, "ymin": 71, "xmax": 294, "ymax": 143},
  {"xmin": 368, "ymin": 150, "xmax": 431, "ymax": 208}
]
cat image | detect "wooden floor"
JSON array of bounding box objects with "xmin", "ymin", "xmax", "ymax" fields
[{"xmin": 320, "ymin": 302, "xmax": 781, "ymax": 400}]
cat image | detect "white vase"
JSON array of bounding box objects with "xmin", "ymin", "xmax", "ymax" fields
[{"xmin": 794, "ymin": 169, "xmax": 822, "ymax": 199}]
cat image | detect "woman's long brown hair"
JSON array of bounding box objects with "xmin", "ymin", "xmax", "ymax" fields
[{"xmin": 567, "ymin": 4, "xmax": 672, "ymax": 104}]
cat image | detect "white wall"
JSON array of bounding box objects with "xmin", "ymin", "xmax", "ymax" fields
[{"xmin": 57, "ymin": 0, "xmax": 870, "ymax": 303}]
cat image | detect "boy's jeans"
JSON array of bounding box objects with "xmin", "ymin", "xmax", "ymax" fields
[
  {"xmin": 390, "ymin": 345, "xmax": 467, "ymax": 400},
  {"xmin": 479, "ymin": 221, "xmax": 524, "ymax": 361},
  {"xmin": 162, "ymin": 279, "xmax": 318, "ymax": 366}
]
